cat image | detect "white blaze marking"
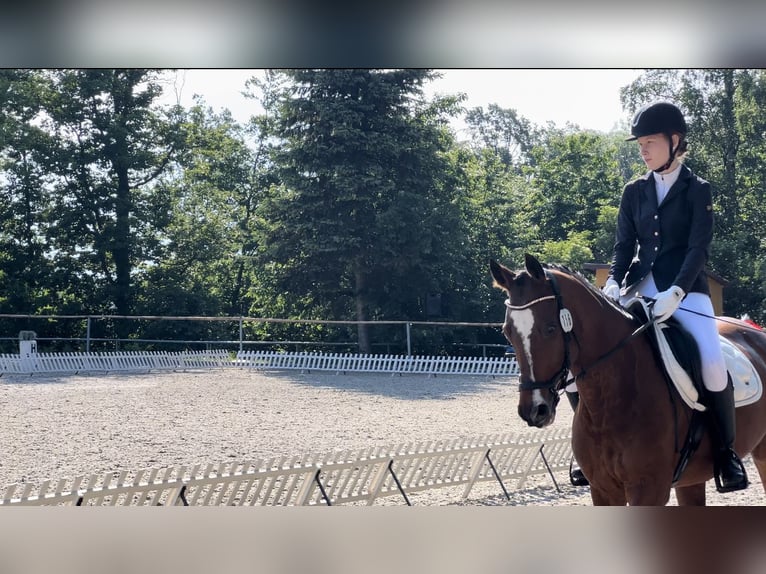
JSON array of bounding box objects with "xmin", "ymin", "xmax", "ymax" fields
[
  {"xmin": 531, "ymin": 389, "xmax": 547, "ymax": 415},
  {"xmin": 508, "ymin": 308, "xmax": 535, "ymax": 380}
]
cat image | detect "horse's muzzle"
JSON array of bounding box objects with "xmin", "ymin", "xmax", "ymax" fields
[{"xmin": 519, "ymin": 401, "xmax": 555, "ymax": 428}]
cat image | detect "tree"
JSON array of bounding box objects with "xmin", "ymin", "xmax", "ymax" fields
[
  {"xmin": 524, "ymin": 128, "xmax": 624, "ymax": 263},
  {"xmin": 539, "ymin": 231, "xmax": 594, "ymax": 269},
  {"xmin": 252, "ymin": 69, "xmax": 468, "ymax": 352},
  {"xmin": 136, "ymin": 100, "xmax": 271, "ymax": 323},
  {"xmin": 464, "ymin": 103, "xmax": 538, "ymax": 169},
  {"xmin": 37, "ymin": 69, "xmax": 183, "ymax": 327},
  {"xmin": 0, "ymin": 70, "xmax": 57, "ymax": 314}
]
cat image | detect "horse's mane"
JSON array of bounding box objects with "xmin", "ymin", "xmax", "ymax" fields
[{"xmin": 543, "ymin": 263, "xmax": 635, "ymax": 320}]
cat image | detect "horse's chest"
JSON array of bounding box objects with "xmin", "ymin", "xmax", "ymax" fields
[{"xmin": 575, "ymin": 407, "xmax": 675, "ymax": 486}]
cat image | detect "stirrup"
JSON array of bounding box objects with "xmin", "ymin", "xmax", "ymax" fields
[{"xmin": 713, "ymin": 449, "xmax": 749, "ymax": 493}]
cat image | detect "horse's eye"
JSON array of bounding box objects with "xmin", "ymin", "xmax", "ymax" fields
[{"xmin": 545, "ymin": 323, "xmax": 558, "ymax": 336}]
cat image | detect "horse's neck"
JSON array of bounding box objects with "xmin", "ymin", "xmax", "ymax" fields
[
  {"xmin": 564, "ymin": 281, "xmax": 670, "ymax": 420},
  {"xmin": 565, "ymin": 282, "xmax": 641, "ymax": 372}
]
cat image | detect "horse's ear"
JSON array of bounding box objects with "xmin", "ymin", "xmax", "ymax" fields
[
  {"xmin": 490, "ymin": 259, "xmax": 515, "ymax": 290},
  {"xmin": 524, "ymin": 253, "xmax": 546, "ymax": 280}
]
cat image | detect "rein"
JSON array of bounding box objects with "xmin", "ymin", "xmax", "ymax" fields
[
  {"xmin": 649, "ymin": 298, "xmax": 765, "ymax": 334},
  {"xmin": 568, "ymin": 319, "xmax": 654, "ymax": 382}
]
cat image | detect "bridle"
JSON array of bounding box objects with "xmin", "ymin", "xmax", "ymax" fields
[
  {"xmin": 504, "ymin": 270, "xmax": 653, "ymax": 396},
  {"xmin": 504, "ymin": 270, "xmax": 575, "ymax": 395}
]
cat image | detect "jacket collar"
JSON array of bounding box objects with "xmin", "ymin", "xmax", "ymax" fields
[{"xmin": 639, "ymin": 164, "xmax": 692, "ymax": 209}]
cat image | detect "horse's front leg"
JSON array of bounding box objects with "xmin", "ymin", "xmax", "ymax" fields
[
  {"xmin": 624, "ymin": 478, "xmax": 673, "ymax": 506},
  {"xmin": 673, "ymin": 483, "xmax": 706, "ymax": 506},
  {"xmin": 589, "ymin": 483, "xmax": 627, "ymax": 506}
]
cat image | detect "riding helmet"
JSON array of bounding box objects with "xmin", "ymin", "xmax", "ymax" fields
[{"xmin": 626, "ymin": 101, "xmax": 687, "ymax": 141}]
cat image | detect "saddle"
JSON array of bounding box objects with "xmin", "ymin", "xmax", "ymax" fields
[
  {"xmin": 624, "ymin": 298, "xmax": 763, "ymax": 411},
  {"xmin": 623, "ymin": 298, "xmax": 763, "ymax": 485}
]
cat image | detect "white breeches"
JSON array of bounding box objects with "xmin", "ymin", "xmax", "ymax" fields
[{"xmin": 567, "ymin": 273, "xmax": 728, "ymax": 393}]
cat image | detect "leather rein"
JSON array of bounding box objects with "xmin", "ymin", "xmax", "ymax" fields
[{"xmin": 504, "ymin": 270, "xmax": 653, "ymax": 395}]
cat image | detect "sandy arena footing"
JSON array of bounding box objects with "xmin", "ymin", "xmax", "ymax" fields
[{"xmin": 1, "ymin": 369, "xmax": 762, "ymax": 506}]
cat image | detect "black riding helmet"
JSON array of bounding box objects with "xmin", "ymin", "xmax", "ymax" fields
[{"xmin": 626, "ymin": 101, "xmax": 687, "ymax": 172}]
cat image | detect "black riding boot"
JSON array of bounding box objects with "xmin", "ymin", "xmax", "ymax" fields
[
  {"xmin": 708, "ymin": 379, "xmax": 749, "ymax": 493},
  {"xmin": 566, "ymin": 391, "xmax": 589, "ymax": 487}
]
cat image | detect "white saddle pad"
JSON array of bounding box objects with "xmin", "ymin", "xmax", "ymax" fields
[{"xmin": 629, "ymin": 299, "xmax": 762, "ymax": 411}]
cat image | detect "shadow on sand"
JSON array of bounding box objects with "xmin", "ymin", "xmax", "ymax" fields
[{"xmin": 255, "ymin": 369, "xmax": 518, "ymax": 400}]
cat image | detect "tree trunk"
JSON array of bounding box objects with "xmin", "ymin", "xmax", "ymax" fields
[
  {"xmin": 354, "ymin": 265, "xmax": 371, "ymax": 354},
  {"xmin": 110, "ymin": 73, "xmax": 133, "ymax": 337},
  {"xmin": 113, "ymin": 163, "xmax": 131, "ymax": 318}
]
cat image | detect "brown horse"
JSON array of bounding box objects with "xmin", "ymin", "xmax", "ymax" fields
[{"xmin": 490, "ymin": 253, "xmax": 766, "ymax": 505}]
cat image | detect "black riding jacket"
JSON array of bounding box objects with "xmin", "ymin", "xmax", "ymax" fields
[{"xmin": 609, "ymin": 164, "xmax": 714, "ymax": 296}]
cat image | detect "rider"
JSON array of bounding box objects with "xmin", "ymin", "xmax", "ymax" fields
[{"xmin": 597, "ymin": 100, "xmax": 748, "ymax": 493}]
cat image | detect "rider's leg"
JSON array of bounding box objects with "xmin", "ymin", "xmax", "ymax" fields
[{"xmin": 673, "ymin": 293, "xmax": 748, "ymax": 492}]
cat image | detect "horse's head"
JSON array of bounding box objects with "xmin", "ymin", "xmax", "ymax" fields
[{"xmin": 490, "ymin": 254, "xmax": 572, "ymax": 428}]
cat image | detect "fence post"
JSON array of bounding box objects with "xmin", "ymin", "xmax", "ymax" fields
[
  {"xmin": 85, "ymin": 317, "xmax": 91, "ymax": 353},
  {"xmin": 463, "ymin": 447, "xmax": 490, "ymax": 500},
  {"xmin": 239, "ymin": 317, "xmax": 244, "ymax": 354},
  {"xmin": 406, "ymin": 323, "xmax": 412, "ymax": 356}
]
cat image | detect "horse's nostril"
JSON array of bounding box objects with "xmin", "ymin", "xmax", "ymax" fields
[{"xmin": 536, "ymin": 404, "xmax": 549, "ymax": 421}]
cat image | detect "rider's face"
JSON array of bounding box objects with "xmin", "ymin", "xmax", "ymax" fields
[{"xmin": 636, "ymin": 133, "xmax": 679, "ymax": 172}]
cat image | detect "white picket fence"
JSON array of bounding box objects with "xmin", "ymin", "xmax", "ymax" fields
[
  {"xmin": 0, "ymin": 350, "xmax": 542, "ymax": 506},
  {"xmin": 0, "ymin": 350, "xmax": 231, "ymax": 375},
  {"xmin": 0, "ymin": 350, "xmax": 520, "ymax": 377},
  {"xmin": 236, "ymin": 351, "xmax": 520, "ymax": 377},
  {"xmin": 0, "ymin": 428, "xmax": 572, "ymax": 507}
]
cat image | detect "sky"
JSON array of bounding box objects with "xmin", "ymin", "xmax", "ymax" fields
[{"xmin": 161, "ymin": 69, "xmax": 645, "ymax": 137}]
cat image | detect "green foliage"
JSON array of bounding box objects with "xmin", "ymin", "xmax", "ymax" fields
[
  {"xmin": 465, "ymin": 103, "xmax": 539, "ymax": 169},
  {"xmin": 523, "ymin": 129, "xmax": 624, "ymax": 263},
  {"xmin": 135, "ymin": 101, "xmax": 266, "ymax": 321},
  {"xmin": 539, "ymin": 231, "xmax": 594, "ymax": 268},
  {"xmin": 249, "ymin": 69, "xmax": 472, "ymax": 351},
  {"xmin": 4, "ymin": 70, "xmax": 182, "ymax": 318},
  {"xmin": 4, "ymin": 68, "xmax": 766, "ymax": 351},
  {"xmin": 0, "ymin": 70, "xmax": 58, "ymax": 314}
]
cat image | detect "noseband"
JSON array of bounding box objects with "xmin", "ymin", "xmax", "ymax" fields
[{"xmin": 505, "ymin": 270, "xmax": 575, "ymax": 394}]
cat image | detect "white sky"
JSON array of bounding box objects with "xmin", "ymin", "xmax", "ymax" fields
[{"xmin": 161, "ymin": 69, "xmax": 645, "ymax": 136}]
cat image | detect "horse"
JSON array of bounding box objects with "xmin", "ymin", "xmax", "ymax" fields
[{"xmin": 489, "ymin": 253, "xmax": 766, "ymax": 505}]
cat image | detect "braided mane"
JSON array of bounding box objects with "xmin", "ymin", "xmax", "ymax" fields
[{"xmin": 542, "ymin": 263, "xmax": 634, "ymax": 319}]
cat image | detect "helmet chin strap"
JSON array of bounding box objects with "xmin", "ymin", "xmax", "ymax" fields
[{"xmin": 653, "ymin": 134, "xmax": 678, "ymax": 173}]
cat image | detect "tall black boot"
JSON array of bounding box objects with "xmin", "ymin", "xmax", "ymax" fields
[
  {"xmin": 707, "ymin": 378, "xmax": 749, "ymax": 493},
  {"xmin": 566, "ymin": 391, "xmax": 589, "ymax": 487}
]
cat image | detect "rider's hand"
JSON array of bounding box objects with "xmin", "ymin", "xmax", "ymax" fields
[
  {"xmin": 653, "ymin": 285, "xmax": 685, "ymax": 323},
  {"xmin": 602, "ymin": 278, "xmax": 621, "ymax": 301}
]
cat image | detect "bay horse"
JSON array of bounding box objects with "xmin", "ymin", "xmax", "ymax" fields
[{"xmin": 490, "ymin": 253, "xmax": 766, "ymax": 505}]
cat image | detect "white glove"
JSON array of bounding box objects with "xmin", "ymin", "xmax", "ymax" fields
[
  {"xmin": 652, "ymin": 285, "xmax": 685, "ymax": 323},
  {"xmin": 602, "ymin": 278, "xmax": 621, "ymax": 301}
]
